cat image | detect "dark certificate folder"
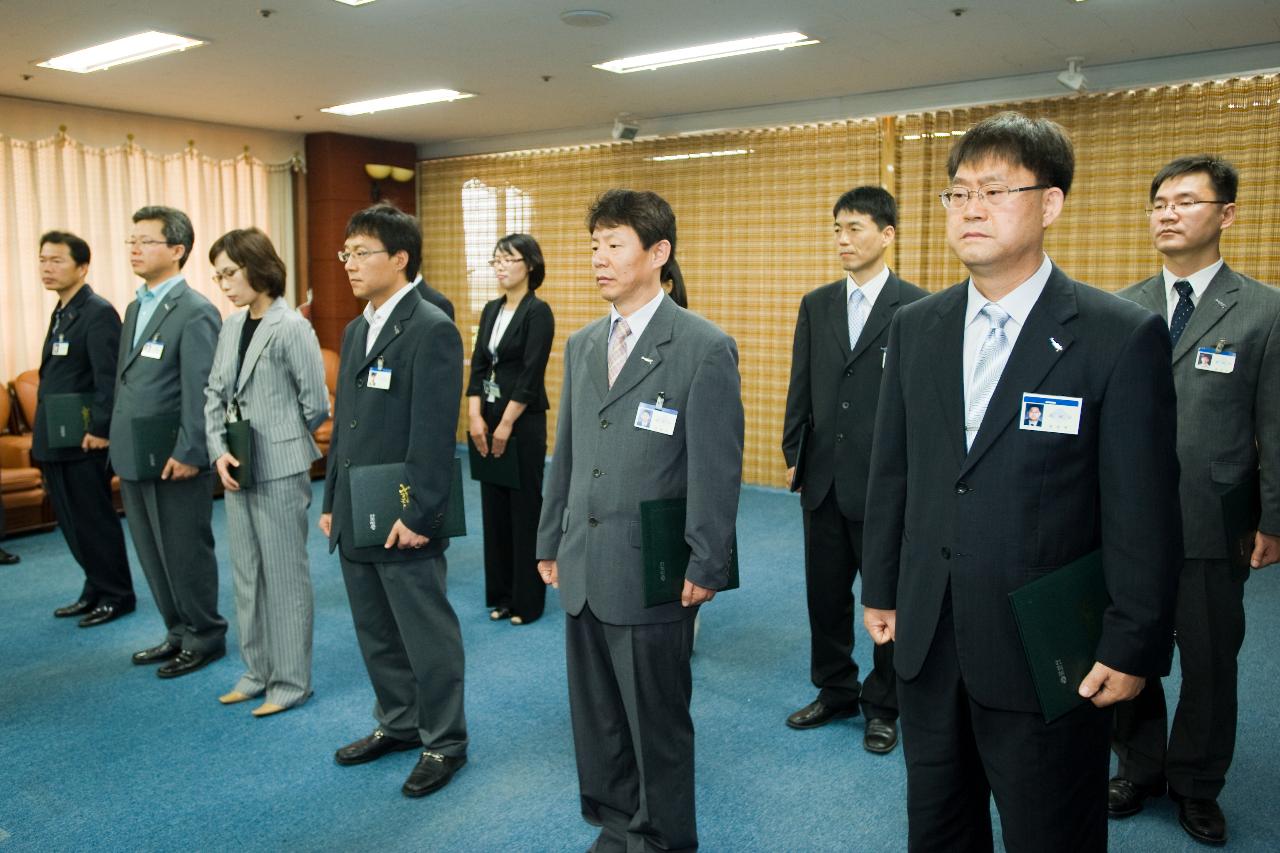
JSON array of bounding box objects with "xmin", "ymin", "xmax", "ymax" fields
[
  {"xmin": 1008, "ymin": 550, "xmax": 1109, "ymax": 723},
  {"xmin": 348, "ymin": 457, "xmax": 466, "ymax": 549},
  {"xmin": 467, "ymin": 435, "xmax": 520, "ymax": 489},
  {"xmin": 44, "ymin": 392, "xmax": 94, "ymax": 448},
  {"xmin": 640, "ymin": 497, "xmax": 740, "ymax": 608},
  {"xmin": 224, "ymin": 419, "xmax": 254, "ymax": 489},
  {"xmin": 1217, "ymin": 470, "xmax": 1261, "ymax": 574},
  {"xmin": 131, "ymin": 413, "xmax": 181, "ymax": 480},
  {"xmin": 789, "ymin": 421, "xmax": 811, "ymax": 493}
]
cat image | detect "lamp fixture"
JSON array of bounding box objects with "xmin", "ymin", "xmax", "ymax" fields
[
  {"xmin": 593, "ymin": 31, "xmax": 819, "ymax": 74},
  {"xmin": 323, "ymin": 89, "xmax": 473, "ymax": 116},
  {"xmin": 332, "ymin": 0, "xmax": 378, "ymax": 6},
  {"xmin": 364, "ymin": 164, "xmax": 414, "ymax": 201},
  {"xmin": 37, "ymin": 31, "xmax": 206, "ymax": 73},
  {"xmin": 1057, "ymin": 57, "xmax": 1088, "ymax": 92}
]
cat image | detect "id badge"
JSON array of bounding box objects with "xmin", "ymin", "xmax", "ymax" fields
[
  {"xmin": 52, "ymin": 340, "xmax": 70, "ymax": 357},
  {"xmin": 1020, "ymin": 392, "xmax": 1082, "ymax": 435},
  {"xmin": 141, "ymin": 339, "xmax": 165, "ymax": 359},
  {"xmin": 1195, "ymin": 347, "xmax": 1236, "ymax": 374},
  {"xmin": 482, "ymin": 377, "xmax": 501, "ymax": 402},
  {"xmin": 635, "ymin": 401, "xmax": 678, "ymax": 435},
  {"xmin": 368, "ymin": 366, "xmax": 392, "ymax": 390}
]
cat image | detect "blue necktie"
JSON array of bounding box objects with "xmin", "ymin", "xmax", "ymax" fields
[
  {"xmin": 1169, "ymin": 280, "xmax": 1195, "ymax": 347},
  {"xmin": 966, "ymin": 304, "xmax": 1011, "ymax": 450},
  {"xmin": 847, "ymin": 288, "xmax": 867, "ymax": 350}
]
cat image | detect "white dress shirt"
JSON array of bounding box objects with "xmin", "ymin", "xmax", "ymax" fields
[
  {"xmin": 846, "ymin": 266, "xmax": 890, "ymax": 313},
  {"xmin": 608, "ymin": 287, "xmax": 666, "ymax": 359},
  {"xmin": 363, "ymin": 280, "xmax": 418, "ymax": 356},
  {"xmin": 1162, "ymin": 258, "xmax": 1224, "ymax": 321}
]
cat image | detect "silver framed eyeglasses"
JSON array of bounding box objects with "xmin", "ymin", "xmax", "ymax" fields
[
  {"xmin": 488, "ymin": 256, "xmax": 524, "ymax": 268},
  {"xmin": 1144, "ymin": 199, "xmax": 1229, "ymax": 217},
  {"xmin": 212, "ymin": 266, "xmax": 244, "ymax": 284},
  {"xmin": 939, "ymin": 184, "xmax": 1049, "ymax": 209},
  {"xmin": 337, "ymin": 248, "xmax": 389, "ymax": 264}
]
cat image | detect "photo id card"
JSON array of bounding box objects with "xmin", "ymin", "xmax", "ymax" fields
[
  {"xmin": 141, "ymin": 339, "xmax": 165, "ymax": 359},
  {"xmin": 1020, "ymin": 392, "xmax": 1082, "ymax": 435},
  {"xmin": 1195, "ymin": 347, "xmax": 1236, "ymax": 374},
  {"xmin": 482, "ymin": 377, "xmax": 501, "ymax": 401},
  {"xmin": 634, "ymin": 402, "xmax": 678, "ymax": 435},
  {"xmin": 51, "ymin": 340, "xmax": 70, "ymax": 356},
  {"xmin": 367, "ymin": 365, "xmax": 392, "ymax": 390}
]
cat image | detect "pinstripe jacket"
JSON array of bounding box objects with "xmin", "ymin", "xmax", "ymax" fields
[{"xmin": 204, "ymin": 297, "xmax": 328, "ymax": 484}]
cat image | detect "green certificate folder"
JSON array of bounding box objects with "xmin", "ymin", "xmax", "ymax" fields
[
  {"xmin": 1008, "ymin": 550, "xmax": 1110, "ymax": 723},
  {"xmin": 348, "ymin": 457, "xmax": 466, "ymax": 549},
  {"xmin": 1217, "ymin": 471, "xmax": 1261, "ymax": 575},
  {"xmin": 131, "ymin": 413, "xmax": 181, "ymax": 480},
  {"xmin": 467, "ymin": 435, "xmax": 520, "ymax": 489},
  {"xmin": 224, "ymin": 419, "xmax": 254, "ymax": 489},
  {"xmin": 640, "ymin": 497, "xmax": 740, "ymax": 608},
  {"xmin": 44, "ymin": 392, "xmax": 94, "ymax": 448}
]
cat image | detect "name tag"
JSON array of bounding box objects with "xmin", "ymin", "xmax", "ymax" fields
[
  {"xmin": 635, "ymin": 402, "xmax": 677, "ymax": 435},
  {"xmin": 1020, "ymin": 392, "xmax": 1082, "ymax": 435},
  {"xmin": 52, "ymin": 341, "xmax": 70, "ymax": 357},
  {"xmin": 1195, "ymin": 347, "xmax": 1236, "ymax": 373},
  {"xmin": 368, "ymin": 366, "xmax": 392, "ymax": 390},
  {"xmin": 482, "ymin": 377, "xmax": 501, "ymax": 401},
  {"xmin": 141, "ymin": 340, "xmax": 164, "ymax": 359}
]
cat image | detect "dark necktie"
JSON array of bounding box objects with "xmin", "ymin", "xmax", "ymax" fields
[
  {"xmin": 52, "ymin": 306, "xmax": 64, "ymax": 336},
  {"xmin": 1168, "ymin": 280, "xmax": 1195, "ymax": 347}
]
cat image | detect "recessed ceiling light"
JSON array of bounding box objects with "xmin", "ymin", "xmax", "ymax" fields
[
  {"xmin": 594, "ymin": 31, "xmax": 819, "ymax": 73},
  {"xmin": 332, "ymin": 0, "xmax": 378, "ymax": 6},
  {"xmin": 37, "ymin": 31, "xmax": 206, "ymax": 74},
  {"xmin": 321, "ymin": 89, "xmax": 474, "ymax": 116}
]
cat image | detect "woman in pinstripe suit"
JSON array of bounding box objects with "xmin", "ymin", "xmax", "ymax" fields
[{"xmin": 204, "ymin": 228, "xmax": 329, "ymax": 717}]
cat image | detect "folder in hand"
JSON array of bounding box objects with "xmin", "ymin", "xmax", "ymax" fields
[
  {"xmin": 131, "ymin": 413, "xmax": 181, "ymax": 480},
  {"xmin": 348, "ymin": 457, "xmax": 466, "ymax": 549},
  {"xmin": 1008, "ymin": 550, "xmax": 1110, "ymax": 723},
  {"xmin": 789, "ymin": 420, "xmax": 811, "ymax": 493},
  {"xmin": 224, "ymin": 419, "xmax": 254, "ymax": 488},
  {"xmin": 1217, "ymin": 471, "xmax": 1261, "ymax": 575},
  {"xmin": 640, "ymin": 497, "xmax": 740, "ymax": 607},
  {"xmin": 467, "ymin": 435, "xmax": 520, "ymax": 489},
  {"xmin": 44, "ymin": 392, "xmax": 94, "ymax": 449}
]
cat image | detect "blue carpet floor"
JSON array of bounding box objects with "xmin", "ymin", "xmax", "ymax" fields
[{"xmin": 2, "ymin": 457, "xmax": 1278, "ymax": 851}]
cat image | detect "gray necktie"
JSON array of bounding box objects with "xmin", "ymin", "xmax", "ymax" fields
[{"xmin": 966, "ymin": 304, "xmax": 1012, "ymax": 450}]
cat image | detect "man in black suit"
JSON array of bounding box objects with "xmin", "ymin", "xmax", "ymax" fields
[
  {"xmin": 862, "ymin": 112, "xmax": 1182, "ymax": 852},
  {"xmin": 1110, "ymin": 156, "xmax": 1280, "ymax": 845},
  {"xmin": 33, "ymin": 231, "xmax": 134, "ymax": 626},
  {"xmin": 782, "ymin": 186, "xmax": 926, "ymax": 752},
  {"xmin": 411, "ymin": 274, "xmax": 454, "ymax": 321},
  {"xmin": 319, "ymin": 203, "xmax": 467, "ymax": 799}
]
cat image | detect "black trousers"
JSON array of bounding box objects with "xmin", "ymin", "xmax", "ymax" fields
[
  {"xmin": 898, "ymin": 595, "xmax": 1110, "ymax": 853},
  {"xmin": 802, "ymin": 489, "xmax": 897, "ymax": 717},
  {"xmin": 1113, "ymin": 557, "xmax": 1246, "ymax": 799},
  {"xmin": 43, "ymin": 455, "xmax": 134, "ymax": 606},
  {"xmin": 480, "ymin": 409, "xmax": 546, "ymax": 622}
]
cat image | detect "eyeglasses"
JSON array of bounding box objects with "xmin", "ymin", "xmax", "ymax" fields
[
  {"xmin": 488, "ymin": 256, "xmax": 524, "ymax": 268},
  {"xmin": 1144, "ymin": 199, "xmax": 1229, "ymax": 217},
  {"xmin": 939, "ymin": 184, "xmax": 1049, "ymax": 209},
  {"xmin": 338, "ymin": 248, "xmax": 389, "ymax": 264},
  {"xmin": 124, "ymin": 238, "xmax": 172, "ymax": 248},
  {"xmin": 212, "ymin": 266, "xmax": 244, "ymax": 284}
]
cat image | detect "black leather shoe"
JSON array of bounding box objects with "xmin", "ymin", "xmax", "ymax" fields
[
  {"xmin": 54, "ymin": 598, "xmax": 94, "ymax": 618},
  {"xmin": 402, "ymin": 751, "xmax": 466, "ymax": 798},
  {"xmin": 78, "ymin": 602, "xmax": 135, "ymax": 627},
  {"xmin": 156, "ymin": 648, "xmax": 224, "ymax": 679},
  {"xmin": 132, "ymin": 640, "xmax": 181, "ymax": 665},
  {"xmin": 864, "ymin": 717, "xmax": 899, "ymax": 754},
  {"xmin": 1107, "ymin": 777, "xmax": 1166, "ymax": 818},
  {"xmin": 1172, "ymin": 791, "xmax": 1227, "ymax": 845},
  {"xmin": 0, "ymin": 547, "xmax": 19, "ymax": 565},
  {"xmin": 786, "ymin": 699, "xmax": 858, "ymax": 730},
  {"xmin": 335, "ymin": 729, "xmax": 422, "ymax": 766}
]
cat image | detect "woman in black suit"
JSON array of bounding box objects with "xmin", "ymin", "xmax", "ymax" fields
[{"xmin": 467, "ymin": 234, "xmax": 555, "ymax": 625}]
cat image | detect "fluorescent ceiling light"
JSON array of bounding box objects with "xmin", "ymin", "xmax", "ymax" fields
[
  {"xmin": 37, "ymin": 31, "xmax": 206, "ymax": 73},
  {"xmin": 322, "ymin": 89, "xmax": 474, "ymax": 116},
  {"xmin": 594, "ymin": 31, "xmax": 818, "ymax": 74},
  {"xmin": 647, "ymin": 148, "xmax": 753, "ymax": 162},
  {"xmin": 332, "ymin": 0, "xmax": 378, "ymax": 5}
]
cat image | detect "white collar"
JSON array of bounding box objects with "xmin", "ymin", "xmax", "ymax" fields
[{"xmin": 964, "ymin": 254, "xmax": 1053, "ymax": 329}]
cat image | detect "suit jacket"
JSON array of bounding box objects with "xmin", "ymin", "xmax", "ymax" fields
[
  {"xmin": 322, "ymin": 290, "xmax": 463, "ymax": 562},
  {"xmin": 861, "ymin": 265, "xmax": 1183, "ymax": 713},
  {"xmin": 415, "ymin": 278, "xmax": 455, "ymax": 321},
  {"xmin": 33, "ymin": 284, "xmax": 121, "ymax": 463},
  {"xmin": 536, "ymin": 294, "xmax": 744, "ymax": 626},
  {"xmin": 465, "ymin": 291, "xmax": 554, "ymax": 413},
  {"xmin": 1119, "ymin": 265, "xmax": 1280, "ymax": 557},
  {"xmin": 203, "ymin": 297, "xmax": 329, "ymax": 484},
  {"xmin": 108, "ymin": 278, "xmax": 221, "ymax": 480},
  {"xmin": 782, "ymin": 272, "xmax": 928, "ymax": 516}
]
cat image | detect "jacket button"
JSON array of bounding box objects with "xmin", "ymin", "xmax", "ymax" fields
[
  {"xmin": 588, "ymin": 516, "xmax": 599, "ymax": 527},
  {"xmin": 343, "ymin": 459, "xmax": 350, "ymax": 468},
  {"xmin": 845, "ymin": 367, "xmax": 853, "ymax": 377},
  {"xmin": 955, "ymin": 482, "xmax": 969, "ymax": 495},
  {"xmin": 940, "ymin": 547, "xmax": 951, "ymax": 559},
  {"xmin": 357, "ymin": 379, "xmax": 364, "ymax": 387},
  {"xmin": 592, "ymin": 468, "xmax": 602, "ymax": 478},
  {"xmin": 835, "ymin": 433, "xmax": 845, "ymax": 442},
  {"xmin": 600, "ymin": 419, "xmax": 609, "ymax": 429},
  {"xmin": 350, "ymin": 419, "xmax": 358, "ymax": 428},
  {"xmin": 841, "ymin": 401, "xmax": 850, "ymax": 410}
]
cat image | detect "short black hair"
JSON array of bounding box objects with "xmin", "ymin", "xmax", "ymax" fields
[
  {"xmin": 494, "ymin": 233, "xmax": 546, "ymax": 290},
  {"xmin": 833, "ymin": 186, "xmax": 897, "ymax": 230},
  {"xmin": 132, "ymin": 205, "xmax": 195, "ymax": 268},
  {"xmin": 344, "ymin": 202, "xmax": 422, "ymax": 281},
  {"xmin": 1149, "ymin": 155, "xmax": 1238, "ymax": 204},
  {"xmin": 946, "ymin": 111, "xmax": 1074, "ymax": 197},
  {"xmin": 40, "ymin": 230, "xmax": 91, "ymax": 266},
  {"xmin": 209, "ymin": 228, "xmax": 287, "ymax": 298},
  {"xmin": 588, "ymin": 189, "xmax": 677, "ymax": 281}
]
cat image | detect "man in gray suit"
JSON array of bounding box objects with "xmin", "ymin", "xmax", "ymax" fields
[
  {"xmin": 112, "ymin": 205, "xmax": 225, "ymax": 677},
  {"xmin": 536, "ymin": 189, "xmax": 744, "ymax": 852},
  {"xmin": 1111, "ymin": 155, "xmax": 1280, "ymax": 845}
]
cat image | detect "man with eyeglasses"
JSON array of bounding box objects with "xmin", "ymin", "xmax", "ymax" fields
[
  {"xmin": 1110, "ymin": 155, "xmax": 1280, "ymax": 846},
  {"xmin": 320, "ymin": 202, "xmax": 468, "ymax": 799},
  {"xmin": 112, "ymin": 206, "xmax": 226, "ymax": 677},
  {"xmin": 861, "ymin": 112, "xmax": 1181, "ymax": 851}
]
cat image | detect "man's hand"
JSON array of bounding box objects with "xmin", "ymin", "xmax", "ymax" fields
[
  {"xmin": 863, "ymin": 607, "xmax": 896, "ymax": 644},
  {"xmin": 1251, "ymin": 530, "xmax": 1280, "ymax": 569},
  {"xmin": 786, "ymin": 466, "xmax": 799, "ymax": 491},
  {"xmin": 468, "ymin": 415, "xmax": 489, "ymax": 457},
  {"xmin": 681, "ymin": 580, "xmax": 716, "ymax": 608},
  {"xmin": 160, "ymin": 457, "xmax": 199, "ymax": 481},
  {"xmin": 537, "ymin": 559, "xmax": 558, "ymax": 588},
  {"xmin": 318, "ymin": 513, "xmax": 332, "ymax": 537},
  {"xmin": 491, "ymin": 421, "xmax": 513, "ymax": 458},
  {"xmin": 214, "ymin": 453, "xmax": 241, "ymax": 492},
  {"xmin": 81, "ymin": 433, "xmax": 109, "ymax": 451},
  {"xmin": 384, "ymin": 518, "xmax": 429, "ymax": 550},
  {"xmin": 1078, "ymin": 662, "xmax": 1146, "ymax": 707}
]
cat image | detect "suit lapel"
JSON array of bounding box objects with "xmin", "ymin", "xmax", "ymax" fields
[
  {"xmin": 826, "ymin": 280, "xmax": 853, "ymax": 358},
  {"xmin": 496, "ymin": 292, "xmax": 533, "ymax": 358},
  {"xmin": 1172, "ymin": 265, "xmax": 1240, "ymax": 365},
  {"xmin": 1129, "ymin": 275, "xmax": 1166, "ymax": 319},
  {"xmin": 927, "ymin": 285, "xmax": 969, "ymax": 468},
  {"xmin": 849, "ymin": 274, "xmax": 899, "ymax": 365},
  {"xmin": 356, "ymin": 289, "xmax": 421, "ymax": 374},
  {"xmin": 600, "ymin": 297, "xmax": 673, "ymax": 412},
  {"xmin": 122, "ymin": 279, "xmax": 188, "ymax": 372},
  {"xmin": 234, "ymin": 298, "xmax": 286, "ymax": 394}
]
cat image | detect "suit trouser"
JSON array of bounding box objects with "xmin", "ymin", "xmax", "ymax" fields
[
  {"xmin": 120, "ymin": 474, "xmax": 226, "ymax": 653},
  {"xmin": 43, "ymin": 455, "xmax": 134, "ymax": 606},
  {"xmin": 898, "ymin": 594, "xmax": 1110, "ymax": 853},
  {"xmin": 567, "ymin": 605, "xmax": 698, "ymax": 853},
  {"xmin": 1113, "ymin": 557, "xmax": 1246, "ymax": 799},
  {"xmin": 226, "ymin": 472, "xmax": 313, "ymax": 707},
  {"xmin": 803, "ymin": 490, "xmax": 897, "ymax": 717},
  {"xmin": 480, "ymin": 409, "xmax": 547, "ymax": 621},
  {"xmin": 339, "ymin": 552, "xmax": 468, "ymax": 755}
]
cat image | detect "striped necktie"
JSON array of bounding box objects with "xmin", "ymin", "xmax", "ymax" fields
[
  {"xmin": 607, "ymin": 317, "xmax": 631, "ymax": 388},
  {"xmin": 965, "ymin": 304, "xmax": 1012, "ymax": 450}
]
